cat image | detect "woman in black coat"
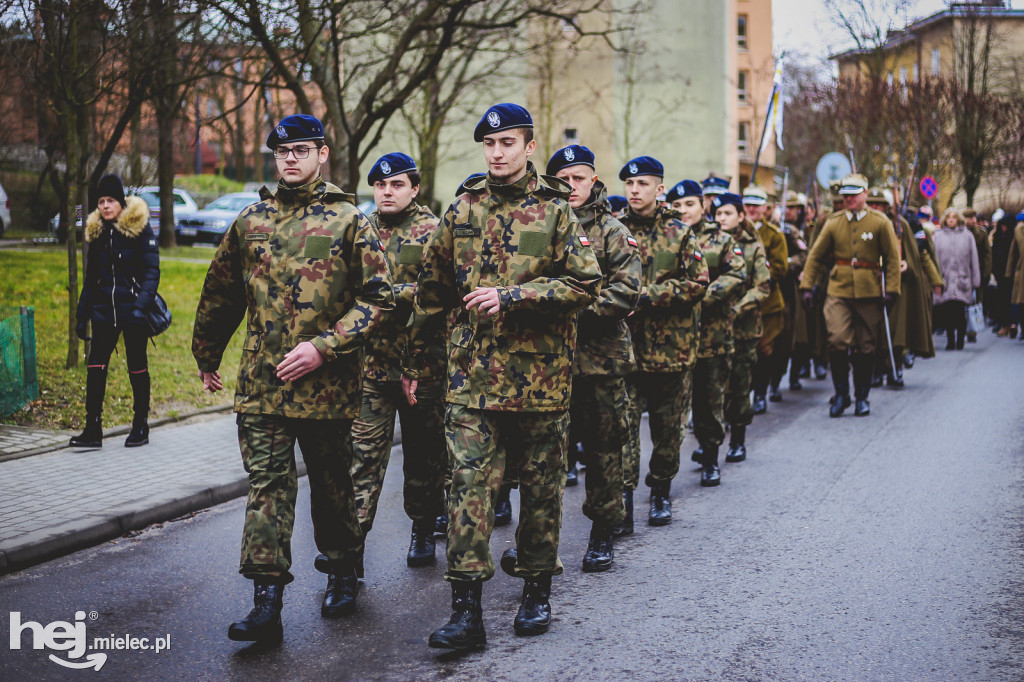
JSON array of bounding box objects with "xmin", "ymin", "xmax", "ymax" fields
[{"xmin": 70, "ymin": 174, "xmax": 160, "ymax": 448}]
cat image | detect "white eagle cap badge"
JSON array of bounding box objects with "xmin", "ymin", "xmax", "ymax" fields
[
  {"xmin": 629, "ymin": 163, "xmax": 638, "ymax": 175},
  {"xmin": 380, "ymin": 161, "xmax": 391, "ymax": 175},
  {"xmin": 564, "ymin": 148, "xmax": 575, "ymax": 161},
  {"xmin": 487, "ymin": 111, "xmax": 501, "ymax": 128},
  {"xmin": 276, "ymin": 125, "xmax": 286, "ymax": 139}
]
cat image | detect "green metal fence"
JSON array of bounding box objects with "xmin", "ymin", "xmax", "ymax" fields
[{"xmin": 0, "ymin": 305, "xmax": 38, "ymax": 417}]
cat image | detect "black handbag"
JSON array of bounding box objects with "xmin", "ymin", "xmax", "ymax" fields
[{"xmin": 147, "ymin": 292, "xmax": 172, "ymax": 337}]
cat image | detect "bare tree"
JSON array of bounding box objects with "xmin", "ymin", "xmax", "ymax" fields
[{"xmin": 824, "ymin": 0, "xmax": 915, "ymax": 82}]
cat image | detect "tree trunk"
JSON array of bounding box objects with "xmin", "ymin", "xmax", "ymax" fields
[{"xmin": 156, "ymin": 105, "xmax": 177, "ymax": 247}]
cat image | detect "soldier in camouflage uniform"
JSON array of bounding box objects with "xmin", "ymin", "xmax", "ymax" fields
[
  {"xmin": 192, "ymin": 114, "xmax": 395, "ymax": 644},
  {"xmin": 717, "ymin": 198, "xmax": 770, "ymax": 464},
  {"xmin": 690, "ymin": 192, "xmax": 747, "ymax": 486},
  {"xmin": 347, "ymin": 152, "xmax": 447, "ymax": 571},
  {"xmin": 404, "ymin": 104, "xmax": 601, "ymax": 651},
  {"xmin": 548, "ymin": 145, "xmax": 641, "ymax": 572},
  {"xmin": 624, "ymin": 169, "xmax": 709, "ymax": 527}
]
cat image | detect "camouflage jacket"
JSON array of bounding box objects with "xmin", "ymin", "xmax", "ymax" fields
[
  {"xmin": 695, "ymin": 219, "xmax": 747, "ymax": 358},
  {"xmin": 192, "ymin": 176, "xmax": 395, "ymax": 419},
  {"xmin": 364, "ymin": 203, "xmax": 445, "ymax": 383},
  {"xmin": 801, "ymin": 208, "xmax": 901, "ymax": 298},
  {"xmin": 731, "ymin": 221, "xmax": 771, "ymax": 340},
  {"xmin": 572, "ymin": 181, "xmax": 641, "ymax": 377},
  {"xmin": 621, "ymin": 206, "xmax": 709, "ymax": 372},
  {"xmin": 754, "ymin": 220, "xmax": 788, "ymax": 315},
  {"xmin": 406, "ymin": 162, "xmax": 602, "ymax": 412}
]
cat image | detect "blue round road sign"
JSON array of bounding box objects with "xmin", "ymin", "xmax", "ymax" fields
[{"xmin": 919, "ymin": 175, "xmax": 938, "ymax": 200}]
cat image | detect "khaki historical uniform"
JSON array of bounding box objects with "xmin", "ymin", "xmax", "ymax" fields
[
  {"xmin": 405, "ymin": 163, "xmax": 601, "ymax": 582},
  {"xmin": 725, "ymin": 221, "xmax": 771, "ymax": 427},
  {"xmin": 692, "ymin": 220, "xmax": 747, "ymax": 451},
  {"xmin": 350, "ymin": 203, "xmax": 447, "ymax": 534},
  {"xmin": 1006, "ymin": 222, "xmax": 1024, "ymax": 306},
  {"xmin": 621, "ymin": 206, "xmax": 709, "ymax": 489},
  {"xmin": 568, "ymin": 181, "xmax": 641, "ymax": 527},
  {"xmin": 879, "ymin": 213, "xmax": 939, "ymax": 359},
  {"xmin": 192, "ymin": 176, "xmax": 395, "ymax": 583},
  {"xmin": 801, "ymin": 207, "xmax": 901, "ymax": 353},
  {"xmin": 751, "ymin": 219, "xmax": 790, "ymax": 399}
]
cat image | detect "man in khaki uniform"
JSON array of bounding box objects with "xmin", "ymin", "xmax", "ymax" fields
[
  {"xmin": 963, "ymin": 207, "xmax": 991, "ymax": 342},
  {"xmin": 800, "ymin": 174, "xmax": 901, "ymax": 417}
]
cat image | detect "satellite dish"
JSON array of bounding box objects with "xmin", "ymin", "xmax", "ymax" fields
[{"xmin": 816, "ymin": 152, "xmax": 853, "ymax": 189}]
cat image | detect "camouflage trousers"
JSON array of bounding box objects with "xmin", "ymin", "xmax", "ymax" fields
[
  {"xmin": 446, "ymin": 404, "xmax": 568, "ymax": 582},
  {"xmin": 569, "ymin": 375, "xmax": 628, "ymax": 526},
  {"xmin": 625, "ymin": 370, "xmax": 691, "ymax": 489},
  {"xmin": 350, "ymin": 380, "xmax": 446, "ymax": 534},
  {"xmin": 692, "ymin": 355, "xmax": 732, "ymax": 448},
  {"xmin": 236, "ymin": 413, "xmax": 362, "ymax": 583},
  {"xmin": 725, "ymin": 338, "xmax": 758, "ymax": 427}
]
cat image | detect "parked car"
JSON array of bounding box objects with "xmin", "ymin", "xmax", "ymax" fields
[
  {"xmin": 133, "ymin": 186, "xmax": 198, "ymax": 230},
  {"xmin": 356, "ymin": 199, "xmax": 376, "ymax": 216},
  {"xmin": 0, "ymin": 181, "xmax": 10, "ymax": 238},
  {"xmin": 175, "ymin": 192, "xmax": 260, "ymax": 246}
]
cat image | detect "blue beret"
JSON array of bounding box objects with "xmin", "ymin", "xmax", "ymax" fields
[
  {"xmin": 712, "ymin": 192, "xmax": 744, "ymax": 213},
  {"xmin": 619, "ymin": 156, "xmax": 664, "ymax": 180},
  {"xmin": 367, "ymin": 152, "xmax": 418, "ymax": 186},
  {"xmin": 608, "ymin": 195, "xmax": 628, "ymax": 213},
  {"xmin": 1017, "ymin": 211, "xmax": 1024, "ymax": 222},
  {"xmin": 701, "ymin": 175, "xmax": 731, "ymax": 195},
  {"xmin": 456, "ymin": 173, "xmax": 486, "ymax": 196},
  {"xmin": 665, "ymin": 180, "xmax": 703, "ymax": 203},
  {"xmin": 474, "ymin": 103, "xmax": 533, "ymax": 142},
  {"xmin": 546, "ymin": 145, "xmax": 596, "ymax": 176},
  {"xmin": 267, "ymin": 114, "xmax": 324, "ymax": 149}
]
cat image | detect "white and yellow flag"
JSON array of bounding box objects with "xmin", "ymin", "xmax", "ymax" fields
[{"xmin": 760, "ymin": 60, "xmax": 785, "ymax": 152}]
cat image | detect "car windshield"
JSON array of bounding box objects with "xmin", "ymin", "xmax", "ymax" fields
[{"xmin": 207, "ymin": 196, "xmax": 253, "ymax": 211}]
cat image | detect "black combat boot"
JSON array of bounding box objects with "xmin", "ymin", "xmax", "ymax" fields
[
  {"xmin": 613, "ymin": 489, "xmax": 634, "ymax": 536},
  {"xmin": 752, "ymin": 382, "xmax": 768, "ymax": 415},
  {"xmin": 124, "ymin": 370, "xmax": 150, "ymax": 447},
  {"xmin": 828, "ymin": 351, "xmax": 852, "ymax": 418},
  {"xmin": 321, "ymin": 569, "xmax": 359, "ymax": 618},
  {"xmin": 315, "ymin": 551, "xmax": 364, "ymax": 579},
  {"xmin": 871, "ymin": 353, "xmax": 885, "ymax": 388},
  {"xmin": 494, "ymin": 484, "xmax": 512, "ymax": 527},
  {"xmin": 853, "ymin": 353, "xmax": 872, "ymax": 417},
  {"xmin": 648, "ymin": 481, "xmax": 671, "ymax": 526},
  {"xmin": 433, "ymin": 513, "xmax": 448, "ymax": 538},
  {"xmin": 69, "ymin": 366, "xmax": 107, "ymax": 448},
  {"xmin": 228, "ymin": 581, "xmax": 284, "ymax": 643},
  {"xmin": 565, "ymin": 461, "xmax": 578, "ymax": 487},
  {"xmin": 690, "ymin": 445, "xmax": 703, "ymax": 464},
  {"xmin": 428, "ymin": 581, "xmax": 486, "ymax": 651},
  {"xmin": 903, "ymin": 352, "xmax": 915, "ymax": 369},
  {"xmin": 582, "ymin": 523, "xmax": 614, "ymax": 573},
  {"xmin": 886, "ymin": 356, "xmax": 905, "ymax": 388},
  {"xmin": 725, "ymin": 424, "xmax": 747, "ymax": 463},
  {"xmin": 700, "ymin": 444, "xmax": 721, "ymax": 487},
  {"xmin": 407, "ymin": 519, "xmax": 436, "ymax": 567},
  {"xmin": 500, "ymin": 547, "xmax": 518, "ymax": 577},
  {"xmin": 514, "ymin": 574, "xmax": 552, "ymax": 636},
  {"xmin": 768, "ymin": 380, "xmax": 783, "ymax": 402},
  {"xmin": 813, "ymin": 357, "xmax": 828, "ymax": 380},
  {"xmin": 789, "ymin": 351, "xmax": 804, "ymax": 390}
]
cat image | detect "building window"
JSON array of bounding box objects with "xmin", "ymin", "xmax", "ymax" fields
[
  {"xmin": 932, "ymin": 48, "xmax": 941, "ymax": 75},
  {"xmin": 738, "ymin": 121, "xmax": 750, "ymax": 157},
  {"xmin": 737, "ymin": 14, "xmax": 748, "ymax": 49},
  {"xmin": 738, "ymin": 70, "xmax": 749, "ymax": 104}
]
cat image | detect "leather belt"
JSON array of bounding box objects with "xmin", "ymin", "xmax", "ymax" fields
[{"xmin": 834, "ymin": 258, "xmax": 879, "ymax": 271}]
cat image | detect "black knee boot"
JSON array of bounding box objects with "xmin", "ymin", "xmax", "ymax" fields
[
  {"xmin": 429, "ymin": 581, "xmax": 486, "ymax": 651},
  {"xmin": 125, "ymin": 370, "xmax": 150, "ymax": 447},
  {"xmin": 853, "ymin": 353, "xmax": 873, "ymax": 416},
  {"xmin": 828, "ymin": 351, "xmax": 851, "ymax": 417},
  {"xmin": 70, "ymin": 366, "xmax": 107, "ymax": 448},
  {"xmin": 228, "ymin": 581, "xmax": 284, "ymax": 643}
]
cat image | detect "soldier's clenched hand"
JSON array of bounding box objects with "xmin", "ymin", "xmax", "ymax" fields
[
  {"xmin": 199, "ymin": 370, "xmax": 222, "ymax": 393},
  {"xmin": 464, "ymin": 287, "xmax": 501, "ymax": 318},
  {"xmin": 276, "ymin": 341, "xmax": 325, "ymax": 382}
]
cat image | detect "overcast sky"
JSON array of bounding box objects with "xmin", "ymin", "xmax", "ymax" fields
[{"xmin": 772, "ymin": 0, "xmax": 1019, "ymax": 63}]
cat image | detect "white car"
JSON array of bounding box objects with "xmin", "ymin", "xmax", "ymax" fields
[
  {"xmin": 133, "ymin": 186, "xmax": 199, "ymax": 230},
  {"xmin": 0, "ymin": 181, "xmax": 11, "ymax": 238}
]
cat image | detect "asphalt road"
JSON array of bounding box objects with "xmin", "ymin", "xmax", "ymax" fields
[{"xmin": 2, "ymin": 335, "xmax": 1023, "ymax": 681}]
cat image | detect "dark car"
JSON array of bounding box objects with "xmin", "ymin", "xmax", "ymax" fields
[{"xmin": 175, "ymin": 192, "xmax": 260, "ymax": 246}]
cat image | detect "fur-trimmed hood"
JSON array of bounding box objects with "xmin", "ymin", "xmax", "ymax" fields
[{"xmin": 84, "ymin": 195, "xmax": 150, "ymax": 243}]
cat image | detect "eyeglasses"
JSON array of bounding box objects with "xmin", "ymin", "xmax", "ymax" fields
[{"xmin": 273, "ymin": 146, "xmax": 315, "ymax": 160}]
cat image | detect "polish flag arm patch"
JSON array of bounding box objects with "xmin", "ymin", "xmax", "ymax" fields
[
  {"xmin": 693, "ymin": 251, "xmax": 703, "ymax": 261},
  {"xmin": 578, "ymin": 234, "xmax": 591, "ymax": 247},
  {"xmin": 626, "ymin": 236, "xmax": 638, "ymax": 248}
]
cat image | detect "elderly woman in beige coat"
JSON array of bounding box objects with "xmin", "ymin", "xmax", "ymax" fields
[{"xmin": 933, "ymin": 207, "xmax": 980, "ymax": 350}]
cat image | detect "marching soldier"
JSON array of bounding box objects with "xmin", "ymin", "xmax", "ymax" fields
[
  {"xmin": 777, "ymin": 191, "xmax": 810, "ymax": 394},
  {"xmin": 405, "ymin": 103, "xmax": 602, "ymax": 650},
  {"xmin": 347, "ymin": 153, "xmax": 447, "ymax": 570},
  {"xmin": 718, "ymin": 194, "xmax": 770, "ymax": 463},
  {"xmin": 701, "ymin": 172, "xmax": 732, "ymax": 220},
  {"xmin": 192, "ymin": 114, "xmax": 395, "ymax": 643},
  {"xmin": 548, "ymin": 144, "xmax": 641, "ymax": 571},
  {"xmin": 623, "ymin": 170, "xmax": 709, "ymax": 527},
  {"xmin": 742, "ymin": 186, "xmax": 788, "ymax": 414},
  {"xmin": 800, "ymin": 174, "xmax": 901, "ymax": 417},
  {"xmin": 690, "ymin": 192, "xmax": 746, "ymax": 486}
]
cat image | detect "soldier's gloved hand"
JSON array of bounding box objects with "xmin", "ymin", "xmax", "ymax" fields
[
  {"xmin": 884, "ymin": 292, "xmax": 898, "ymax": 312},
  {"xmin": 801, "ymin": 290, "xmax": 814, "ymax": 311}
]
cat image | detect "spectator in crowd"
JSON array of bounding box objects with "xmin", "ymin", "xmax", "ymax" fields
[{"xmin": 932, "ymin": 208, "xmax": 980, "ymax": 351}]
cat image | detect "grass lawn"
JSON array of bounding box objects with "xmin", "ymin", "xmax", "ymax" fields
[{"xmin": 0, "ymin": 246, "xmax": 242, "ymax": 430}]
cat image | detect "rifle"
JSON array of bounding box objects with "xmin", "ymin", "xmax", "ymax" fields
[{"xmin": 845, "ymin": 134, "xmax": 857, "ymax": 174}]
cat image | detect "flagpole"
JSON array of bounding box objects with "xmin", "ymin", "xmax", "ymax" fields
[
  {"xmin": 750, "ymin": 104, "xmax": 771, "ymax": 187},
  {"xmin": 750, "ymin": 60, "xmax": 782, "ymax": 188}
]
